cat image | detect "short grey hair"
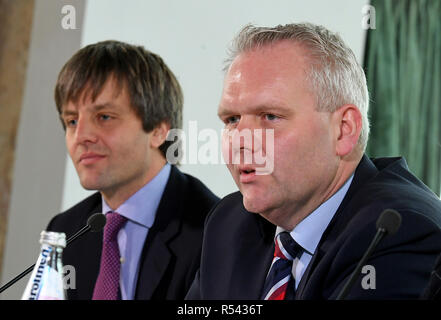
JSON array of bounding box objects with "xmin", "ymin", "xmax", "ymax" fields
[{"xmin": 224, "ymin": 23, "xmax": 370, "ymax": 152}]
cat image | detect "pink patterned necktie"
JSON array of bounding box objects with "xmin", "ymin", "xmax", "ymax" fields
[{"xmin": 92, "ymin": 212, "xmax": 127, "ymax": 300}]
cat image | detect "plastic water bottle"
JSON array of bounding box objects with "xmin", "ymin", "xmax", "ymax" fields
[{"xmin": 21, "ymin": 231, "xmax": 66, "ymax": 300}]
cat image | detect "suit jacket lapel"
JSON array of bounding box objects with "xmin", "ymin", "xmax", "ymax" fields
[
  {"xmin": 229, "ymin": 212, "xmax": 275, "ymax": 299},
  {"xmin": 66, "ymin": 195, "xmax": 103, "ymax": 300},
  {"xmin": 134, "ymin": 166, "xmax": 183, "ymax": 300},
  {"xmin": 77, "ymin": 222, "xmax": 103, "ymax": 299},
  {"xmin": 295, "ymin": 155, "xmax": 379, "ymax": 299}
]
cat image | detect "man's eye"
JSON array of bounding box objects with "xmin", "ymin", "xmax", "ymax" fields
[
  {"xmin": 99, "ymin": 114, "xmax": 111, "ymax": 121},
  {"xmin": 66, "ymin": 119, "xmax": 77, "ymax": 127},
  {"xmin": 226, "ymin": 116, "xmax": 240, "ymax": 124},
  {"xmin": 264, "ymin": 114, "xmax": 279, "ymax": 121}
]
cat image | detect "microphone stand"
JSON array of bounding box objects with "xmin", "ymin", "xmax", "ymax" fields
[{"xmin": 336, "ymin": 228, "xmax": 386, "ymax": 300}]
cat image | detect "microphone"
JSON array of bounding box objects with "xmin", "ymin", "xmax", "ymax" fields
[
  {"xmin": 0, "ymin": 213, "xmax": 106, "ymax": 294},
  {"xmin": 66, "ymin": 213, "xmax": 106, "ymax": 246},
  {"xmin": 336, "ymin": 209, "xmax": 402, "ymax": 300}
]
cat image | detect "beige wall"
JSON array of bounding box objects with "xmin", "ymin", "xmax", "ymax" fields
[
  {"xmin": 0, "ymin": 0, "xmax": 85, "ymax": 299},
  {"xmin": 0, "ymin": 0, "xmax": 35, "ymax": 282}
]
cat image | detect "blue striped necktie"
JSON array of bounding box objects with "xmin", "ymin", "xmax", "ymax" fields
[{"xmin": 261, "ymin": 231, "xmax": 303, "ymax": 300}]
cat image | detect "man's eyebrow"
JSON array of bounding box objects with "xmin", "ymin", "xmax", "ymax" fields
[
  {"xmin": 217, "ymin": 106, "xmax": 233, "ymax": 118},
  {"xmin": 61, "ymin": 109, "xmax": 77, "ymax": 117},
  {"xmin": 91, "ymin": 102, "xmax": 116, "ymax": 111},
  {"xmin": 253, "ymin": 104, "xmax": 292, "ymax": 114},
  {"xmin": 218, "ymin": 103, "xmax": 292, "ymax": 118},
  {"xmin": 61, "ymin": 102, "xmax": 116, "ymax": 117}
]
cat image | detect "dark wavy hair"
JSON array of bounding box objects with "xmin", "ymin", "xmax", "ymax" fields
[{"xmin": 54, "ymin": 40, "xmax": 183, "ymax": 158}]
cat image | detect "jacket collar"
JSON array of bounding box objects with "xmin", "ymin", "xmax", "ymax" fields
[
  {"xmin": 134, "ymin": 165, "xmax": 185, "ymax": 299},
  {"xmin": 295, "ymin": 154, "xmax": 379, "ymax": 297}
]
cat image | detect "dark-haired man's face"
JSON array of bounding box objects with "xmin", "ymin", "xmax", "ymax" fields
[{"xmin": 61, "ymin": 78, "xmax": 166, "ymax": 209}]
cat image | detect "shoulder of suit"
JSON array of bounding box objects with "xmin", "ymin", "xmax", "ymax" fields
[
  {"xmin": 153, "ymin": 166, "xmax": 219, "ymax": 227},
  {"xmin": 354, "ymin": 157, "xmax": 441, "ymax": 228},
  {"xmin": 204, "ymin": 191, "xmax": 249, "ymax": 224},
  {"xmin": 171, "ymin": 165, "xmax": 220, "ymax": 204},
  {"xmin": 61, "ymin": 192, "xmax": 102, "ymax": 214},
  {"xmin": 322, "ymin": 159, "xmax": 441, "ymax": 257},
  {"xmin": 47, "ymin": 192, "xmax": 102, "ymax": 233}
]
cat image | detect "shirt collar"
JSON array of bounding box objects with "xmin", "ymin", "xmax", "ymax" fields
[
  {"xmin": 102, "ymin": 163, "xmax": 171, "ymax": 228},
  {"xmin": 275, "ymin": 173, "xmax": 354, "ymax": 255}
]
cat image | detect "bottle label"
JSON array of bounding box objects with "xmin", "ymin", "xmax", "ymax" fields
[
  {"xmin": 22, "ymin": 243, "xmax": 66, "ymax": 300},
  {"xmin": 28, "ymin": 247, "xmax": 52, "ymax": 299},
  {"xmin": 37, "ymin": 267, "xmax": 65, "ymax": 300}
]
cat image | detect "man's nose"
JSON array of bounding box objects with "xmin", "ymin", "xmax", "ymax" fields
[
  {"xmin": 226, "ymin": 117, "xmax": 265, "ymax": 166},
  {"xmin": 74, "ymin": 117, "xmax": 98, "ymax": 145},
  {"xmin": 235, "ymin": 115, "xmax": 259, "ymax": 133},
  {"xmin": 232, "ymin": 116, "xmax": 262, "ymax": 151}
]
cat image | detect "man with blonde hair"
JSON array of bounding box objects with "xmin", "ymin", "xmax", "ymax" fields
[{"xmin": 186, "ymin": 23, "xmax": 441, "ymax": 300}]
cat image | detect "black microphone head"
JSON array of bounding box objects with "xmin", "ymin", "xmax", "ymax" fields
[
  {"xmin": 376, "ymin": 209, "xmax": 402, "ymax": 236},
  {"xmin": 87, "ymin": 213, "xmax": 107, "ymax": 232}
]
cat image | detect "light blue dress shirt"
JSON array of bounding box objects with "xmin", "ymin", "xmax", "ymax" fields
[
  {"xmin": 102, "ymin": 163, "xmax": 171, "ymax": 300},
  {"xmin": 274, "ymin": 174, "xmax": 354, "ymax": 289}
]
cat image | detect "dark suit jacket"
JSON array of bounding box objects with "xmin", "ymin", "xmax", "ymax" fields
[
  {"xmin": 421, "ymin": 253, "xmax": 441, "ymax": 299},
  {"xmin": 47, "ymin": 165, "xmax": 219, "ymax": 300},
  {"xmin": 186, "ymin": 155, "xmax": 441, "ymax": 299}
]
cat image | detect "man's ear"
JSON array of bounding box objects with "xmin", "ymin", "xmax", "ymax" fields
[
  {"xmin": 332, "ymin": 104, "xmax": 362, "ymax": 157},
  {"xmin": 150, "ymin": 122, "xmax": 171, "ymax": 148}
]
